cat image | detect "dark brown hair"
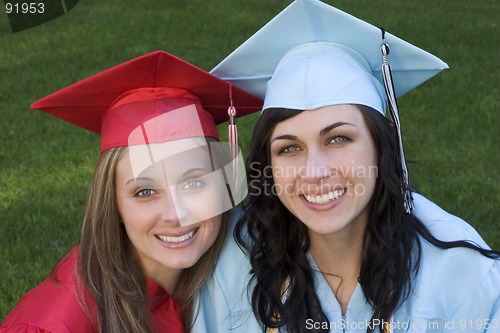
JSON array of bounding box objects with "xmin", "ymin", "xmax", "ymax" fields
[{"xmin": 236, "ymin": 105, "xmax": 499, "ymax": 333}]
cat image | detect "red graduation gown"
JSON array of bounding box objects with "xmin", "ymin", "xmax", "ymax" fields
[{"xmin": 0, "ymin": 247, "xmax": 184, "ymax": 333}]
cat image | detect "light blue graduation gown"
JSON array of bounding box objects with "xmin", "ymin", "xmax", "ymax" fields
[{"xmin": 193, "ymin": 193, "xmax": 500, "ymax": 332}]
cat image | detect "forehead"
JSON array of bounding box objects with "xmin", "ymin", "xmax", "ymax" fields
[
  {"xmin": 271, "ymin": 104, "xmax": 366, "ymax": 137},
  {"xmin": 117, "ymin": 137, "xmax": 214, "ymax": 178}
]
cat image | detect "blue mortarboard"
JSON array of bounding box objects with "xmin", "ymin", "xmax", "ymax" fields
[
  {"xmin": 211, "ymin": 0, "xmax": 448, "ymax": 113},
  {"xmin": 211, "ymin": 0, "xmax": 449, "ymax": 212}
]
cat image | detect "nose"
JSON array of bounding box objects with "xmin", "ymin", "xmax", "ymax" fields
[
  {"xmin": 299, "ymin": 152, "xmax": 331, "ymax": 184},
  {"xmin": 161, "ymin": 188, "xmax": 188, "ymax": 225}
]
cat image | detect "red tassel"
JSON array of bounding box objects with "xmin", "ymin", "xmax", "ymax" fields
[{"xmin": 227, "ymin": 84, "xmax": 239, "ymax": 186}]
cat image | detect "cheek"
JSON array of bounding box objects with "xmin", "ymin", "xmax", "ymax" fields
[
  {"xmin": 353, "ymin": 149, "xmax": 378, "ymax": 194},
  {"xmin": 202, "ymin": 217, "xmax": 222, "ymax": 244},
  {"xmin": 334, "ymin": 148, "xmax": 378, "ymax": 188},
  {"xmin": 271, "ymin": 166, "xmax": 293, "ymax": 199},
  {"xmin": 116, "ymin": 191, "xmax": 137, "ymax": 221},
  {"xmin": 271, "ymin": 157, "xmax": 300, "ymax": 185},
  {"xmin": 182, "ymin": 185, "xmax": 232, "ymax": 223},
  {"xmin": 349, "ymin": 155, "xmax": 378, "ymax": 179},
  {"xmin": 364, "ymin": 145, "xmax": 378, "ymax": 181},
  {"xmin": 118, "ymin": 200, "xmax": 156, "ymax": 230},
  {"xmin": 120, "ymin": 211, "xmax": 144, "ymax": 234}
]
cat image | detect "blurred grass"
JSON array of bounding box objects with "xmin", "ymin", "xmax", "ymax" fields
[{"xmin": 1, "ymin": 0, "xmax": 498, "ymax": 320}]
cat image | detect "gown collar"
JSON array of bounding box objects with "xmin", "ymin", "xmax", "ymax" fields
[{"xmin": 307, "ymin": 252, "xmax": 373, "ymax": 321}]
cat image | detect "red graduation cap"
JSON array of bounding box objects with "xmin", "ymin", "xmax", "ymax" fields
[{"xmin": 31, "ymin": 50, "xmax": 263, "ymax": 153}]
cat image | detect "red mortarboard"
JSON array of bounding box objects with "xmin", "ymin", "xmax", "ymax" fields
[{"xmin": 31, "ymin": 50, "xmax": 263, "ymax": 153}]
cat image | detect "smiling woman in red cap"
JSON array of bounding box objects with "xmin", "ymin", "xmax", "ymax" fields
[{"xmin": 0, "ymin": 51, "xmax": 262, "ymax": 333}]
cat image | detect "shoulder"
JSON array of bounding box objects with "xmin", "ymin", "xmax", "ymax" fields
[
  {"xmin": 216, "ymin": 207, "xmax": 250, "ymax": 264},
  {"xmin": 1, "ymin": 247, "xmax": 96, "ymax": 333},
  {"xmin": 399, "ymin": 259, "xmax": 499, "ymax": 329},
  {"xmin": 194, "ymin": 207, "xmax": 259, "ymax": 332},
  {"xmin": 404, "ymin": 193, "xmax": 500, "ymax": 321},
  {"xmin": 213, "ymin": 207, "xmax": 253, "ymax": 298},
  {"xmin": 412, "ymin": 192, "xmax": 490, "ymax": 247}
]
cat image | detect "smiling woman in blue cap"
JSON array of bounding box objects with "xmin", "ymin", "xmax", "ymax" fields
[
  {"xmin": 194, "ymin": 1, "xmax": 500, "ymax": 332},
  {"xmin": 0, "ymin": 51, "xmax": 262, "ymax": 333}
]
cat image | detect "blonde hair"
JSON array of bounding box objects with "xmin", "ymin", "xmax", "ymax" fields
[{"xmin": 77, "ymin": 139, "xmax": 229, "ymax": 332}]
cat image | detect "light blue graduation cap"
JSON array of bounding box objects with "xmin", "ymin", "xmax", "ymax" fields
[{"xmin": 211, "ymin": 0, "xmax": 449, "ymax": 212}]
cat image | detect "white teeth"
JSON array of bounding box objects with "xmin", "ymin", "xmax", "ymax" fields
[
  {"xmin": 156, "ymin": 231, "xmax": 194, "ymax": 243},
  {"xmin": 304, "ymin": 189, "xmax": 344, "ymax": 204}
]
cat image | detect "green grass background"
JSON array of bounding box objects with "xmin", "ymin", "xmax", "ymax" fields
[{"xmin": 1, "ymin": 0, "xmax": 498, "ymax": 320}]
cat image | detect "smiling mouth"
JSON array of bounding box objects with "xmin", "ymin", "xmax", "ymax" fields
[
  {"xmin": 304, "ymin": 189, "xmax": 345, "ymax": 204},
  {"xmin": 155, "ymin": 229, "xmax": 197, "ymax": 243}
]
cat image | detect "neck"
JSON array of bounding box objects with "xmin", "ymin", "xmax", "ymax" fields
[
  {"xmin": 132, "ymin": 246, "xmax": 184, "ymax": 299},
  {"xmin": 146, "ymin": 266, "xmax": 183, "ymax": 298},
  {"xmin": 308, "ymin": 219, "xmax": 366, "ymax": 314},
  {"xmin": 309, "ymin": 228, "xmax": 364, "ymax": 280}
]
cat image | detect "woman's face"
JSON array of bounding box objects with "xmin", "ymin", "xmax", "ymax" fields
[
  {"xmin": 115, "ymin": 138, "xmax": 224, "ymax": 284},
  {"xmin": 269, "ymin": 105, "xmax": 377, "ymax": 238}
]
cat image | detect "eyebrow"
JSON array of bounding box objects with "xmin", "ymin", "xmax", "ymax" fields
[
  {"xmin": 271, "ymin": 122, "xmax": 356, "ymax": 143},
  {"xmin": 319, "ymin": 122, "xmax": 356, "ymax": 137},
  {"xmin": 270, "ymin": 134, "xmax": 298, "ymax": 143},
  {"xmin": 126, "ymin": 177, "xmax": 153, "ymax": 186},
  {"xmin": 182, "ymin": 167, "xmax": 211, "ymax": 177},
  {"xmin": 125, "ymin": 167, "xmax": 212, "ymax": 186}
]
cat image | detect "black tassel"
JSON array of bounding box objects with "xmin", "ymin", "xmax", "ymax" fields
[{"xmin": 380, "ymin": 28, "xmax": 413, "ymax": 213}]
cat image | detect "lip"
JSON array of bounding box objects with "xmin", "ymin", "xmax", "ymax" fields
[
  {"xmin": 301, "ymin": 185, "xmax": 346, "ymax": 198},
  {"xmin": 155, "ymin": 227, "xmax": 200, "ymax": 249},
  {"xmin": 300, "ymin": 184, "xmax": 345, "ymax": 196},
  {"xmin": 300, "ymin": 189, "xmax": 345, "ymax": 211}
]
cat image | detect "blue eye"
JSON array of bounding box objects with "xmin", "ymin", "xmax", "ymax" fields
[
  {"xmin": 182, "ymin": 179, "xmax": 204, "ymax": 190},
  {"xmin": 329, "ymin": 136, "xmax": 349, "ymax": 145},
  {"xmin": 279, "ymin": 145, "xmax": 301, "ymax": 155},
  {"xmin": 135, "ymin": 188, "xmax": 155, "ymax": 197}
]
